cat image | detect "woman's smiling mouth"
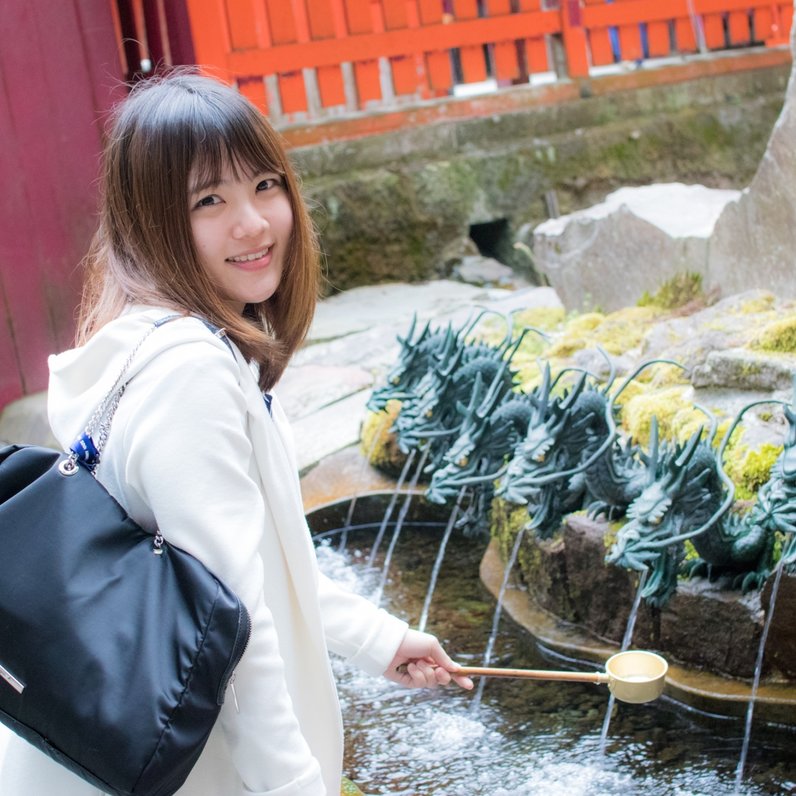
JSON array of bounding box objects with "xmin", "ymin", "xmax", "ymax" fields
[{"xmin": 227, "ymin": 246, "xmax": 272, "ymax": 264}]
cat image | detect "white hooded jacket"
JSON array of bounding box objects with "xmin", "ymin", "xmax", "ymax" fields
[{"xmin": 0, "ymin": 306, "xmax": 408, "ymax": 796}]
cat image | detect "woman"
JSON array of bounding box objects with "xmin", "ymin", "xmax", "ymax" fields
[{"xmin": 0, "ymin": 72, "xmax": 471, "ymax": 796}]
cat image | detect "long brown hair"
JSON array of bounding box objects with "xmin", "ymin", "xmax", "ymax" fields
[{"xmin": 79, "ymin": 71, "xmax": 319, "ymax": 391}]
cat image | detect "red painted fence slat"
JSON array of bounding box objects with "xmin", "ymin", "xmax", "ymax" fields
[{"xmin": 647, "ymin": 20, "xmax": 671, "ymax": 57}]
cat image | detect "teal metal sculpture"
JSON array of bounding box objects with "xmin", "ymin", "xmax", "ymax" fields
[{"xmin": 369, "ymin": 315, "xmax": 794, "ymax": 606}]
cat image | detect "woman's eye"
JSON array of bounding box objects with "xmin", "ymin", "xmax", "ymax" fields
[
  {"xmin": 193, "ymin": 194, "xmax": 220, "ymax": 209},
  {"xmin": 256, "ymin": 176, "xmax": 282, "ymax": 192}
]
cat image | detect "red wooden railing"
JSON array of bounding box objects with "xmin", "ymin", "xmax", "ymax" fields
[{"xmin": 173, "ymin": 0, "xmax": 793, "ymax": 125}]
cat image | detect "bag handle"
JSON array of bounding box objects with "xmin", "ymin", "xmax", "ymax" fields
[{"xmin": 62, "ymin": 314, "xmax": 230, "ymax": 476}]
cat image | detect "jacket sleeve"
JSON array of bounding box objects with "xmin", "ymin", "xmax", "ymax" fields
[
  {"xmin": 317, "ymin": 572, "xmax": 408, "ymax": 677},
  {"xmin": 117, "ymin": 341, "xmax": 325, "ymax": 796}
]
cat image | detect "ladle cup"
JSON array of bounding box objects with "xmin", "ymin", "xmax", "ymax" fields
[{"xmin": 456, "ymin": 650, "xmax": 668, "ymax": 704}]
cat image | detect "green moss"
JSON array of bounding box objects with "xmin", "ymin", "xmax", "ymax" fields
[
  {"xmin": 341, "ymin": 777, "xmax": 366, "ymax": 796},
  {"xmin": 490, "ymin": 496, "xmax": 530, "ymax": 562},
  {"xmin": 599, "ymin": 518, "xmax": 624, "ymax": 551},
  {"xmin": 750, "ymin": 314, "xmax": 796, "ymax": 353},
  {"xmin": 546, "ymin": 306, "xmax": 663, "ymax": 361},
  {"xmin": 511, "ymin": 306, "xmax": 567, "ymax": 334},
  {"xmin": 637, "ymin": 272, "xmax": 704, "ymax": 310},
  {"xmin": 360, "ymin": 401, "xmax": 407, "ymax": 475},
  {"xmin": 619, "ymin": 386, "xmax": 709, "ymax": 446},
  {"xmin": 738, "ymin": 293, "xmax": 776, "ymax": 315},
  {"xmin": 683, "ymin": 540, "xmax": 699, "ymax": 562},
  {"xmin": 721, "ymin": 441, "xmax": 782, "ymax": 501}
]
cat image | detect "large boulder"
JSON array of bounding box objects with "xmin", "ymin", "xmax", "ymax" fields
[
  {"xmin": 532, "ymin": 183, "xmax": 738, "ymax": 311},
  {"xmin": 707, "ymin": 6, "xmax": 796, "ymax": 297}
]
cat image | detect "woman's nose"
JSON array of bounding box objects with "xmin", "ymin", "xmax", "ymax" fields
[{"xmin": 233, "ymin": 202, "xmax": 269, "ymax": 238}]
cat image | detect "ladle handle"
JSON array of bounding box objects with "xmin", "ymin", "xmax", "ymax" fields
[{"xmin": 456, "ymin": 666, "xmax": 609, "ymax": 684}]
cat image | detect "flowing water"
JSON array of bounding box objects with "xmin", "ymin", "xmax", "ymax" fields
[
  {"xmin": 374, "ymin": 447, "xmax": 431, "ymax": 607},
  {"xmin": 366, "ymin": 450, "xmax": 417, "ymax": 568},
  {"xmin": 734, "ymin": 552, "xmax": 791, "ymax": 793},
  {"xmin": 598, "ymin": 568, "xmax": 649, "ymax": 753},
  {"xmin": 311, "ymin": 503, "xmax": 796, "ymax": 796},
  {"xmin": 339, "ymin": 414, "xmax": 391, "ymax": 552},
  {"xmin": 471, "ymin": 524, "xmax": 529, "ymax": 714},
  {"xmin": 417, "ymin": 487, "xmax": 467, "ymax": 634}
]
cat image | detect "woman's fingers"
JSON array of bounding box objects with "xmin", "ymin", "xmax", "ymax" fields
[{"xmin": 394, "ymin": 660, "xmax": 474, "ymax": 690}]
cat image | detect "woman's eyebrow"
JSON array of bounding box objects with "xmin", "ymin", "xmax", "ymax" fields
[{"xmin": 189, "ymin": 176, "xmax": 228, "ymax": 196}]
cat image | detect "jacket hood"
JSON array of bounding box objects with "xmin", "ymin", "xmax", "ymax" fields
[{"xmin": 47, "ymin": 306, "xmax": 230, "ymax": 451}]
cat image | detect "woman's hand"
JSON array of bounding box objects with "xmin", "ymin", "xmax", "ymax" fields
[{"xmin": 383, "ymin": 629, "xmax": 474, "ymax": 690}]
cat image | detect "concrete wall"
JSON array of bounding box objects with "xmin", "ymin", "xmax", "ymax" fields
[{"xmin": 289, "ymin": 53, "xmax": 790, "ymax": 294}]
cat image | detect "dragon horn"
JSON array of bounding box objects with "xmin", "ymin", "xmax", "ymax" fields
[
  {"xmin": 462, "ymin": 306, "xmax": 508, "ymax": 342},
  {"xmin": 549, "ymin": 366, "xmax": 599, "ymax": 390},
  {"xmin": 504, "ymin": 324, "xmax": 550, "ymax": 360},
  {"xmin": 608, "ymin": 358, "xmax": 685, "ymax": 420},
  {"xmin": 533, "ymin": 362, "xmax": 552, "ymax": 421},
  {"xmin": 592, "ymin": 345, "xmax": 617, "ymax": 392},
  {"xmin": 558, "ymin": 372, "xmax": 588, "ymax": 412},
  {"xmin": 692, "ymin": 402, "xmax": 718, "ymax": 445},
  {"xmin": 645, "ymin": 416, "xmax": 660, "ymax": 486}
]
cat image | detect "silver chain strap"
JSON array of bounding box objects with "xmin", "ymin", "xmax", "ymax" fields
[{"xmin": 82, "ymin": 323, "xmax": 162, "ymax": 459}]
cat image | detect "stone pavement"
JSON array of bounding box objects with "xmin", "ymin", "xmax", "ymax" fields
[{"xmin": 0, "ymin": 281, "xmax": 563, "ymax": 478}]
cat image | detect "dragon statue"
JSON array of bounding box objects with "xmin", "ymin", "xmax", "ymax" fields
[
  {"xmin": 685, "ymin": 391, "xmax": 796, "ymax": 587},
  {"xmin": 495, "ymin": 366, "xmax": 611, "ymax": 538},
  {"xmin": 390, "ymin": 315, "xmax": 521, "ymax": 466},
  {"xmin": 368, "ymin": 316, "xmax": 796, "ymax": 605},
  {"xmin": 424, "ymin": 369, "xmax": 536, "ymax": 536},
  {"xmin": 605, "ymin": 413, "xmax": 732, "ymax": 607},
  {"xmin": 367, "ymin": 314, "xmax": 459, "ymax": 413}
]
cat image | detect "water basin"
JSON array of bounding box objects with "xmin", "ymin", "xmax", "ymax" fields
[{"xmin": 309, "ymin": 496, "xmax": 796, "ymax": 796}]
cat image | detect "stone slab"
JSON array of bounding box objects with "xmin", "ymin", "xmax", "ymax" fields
[
  {"xmin": 307, "ymin": 280, "xmax": 514, "ymax": 342},
  {"xmin": 707, "ymin": 22, "xmax": 796, "ymax": 298},
  {"xmin": 692, "ymin": 348, "xmax": 796, "ymax": 392},
  {"xmin": 292, "ymin": 389, "xmax": 371, "ymax": 475},
  {"xmin": 533, "ymin": 183, "xmax": 739, "ymax": 311},
  {"xmin": 275, "ymin": 364, "xmax": 374, "ymax": 421}
]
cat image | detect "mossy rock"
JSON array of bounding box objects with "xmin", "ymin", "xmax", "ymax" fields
[
  {"xmin": 544, "ymin": 306, "xmax": 662, "ymax": 361},
  {"xmin": 750, "ymin": 313, "xmax": 796, "ymax": 354},
  {"xmin": 637, "ymin": 272, "xmax": 704, "ymax": 310},
  {"xmin": 360, "ymin": 401, "xmax": 407, "ymax": 477},
  {"xmin": 619, "ymin": 385, "xmax": 707, "ymax": 446},
  {"xmin": 722, "ymin": 441, "xmax": 782, "ymax": 501},
  {"xmin": 490, "ymin": 496, "xmax": 531, "ymax": 562}
]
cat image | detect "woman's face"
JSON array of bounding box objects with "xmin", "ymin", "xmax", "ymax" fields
[{"xmin": 188, "ymin": 161, "xmax": 293, "ymax": 314}]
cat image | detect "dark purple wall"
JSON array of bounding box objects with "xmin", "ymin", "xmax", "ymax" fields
[{"xmin": 0, "ymin": 0, "xmax": 125, "ymax": 405}]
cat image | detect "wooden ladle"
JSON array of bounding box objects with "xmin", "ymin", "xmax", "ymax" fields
[{"xmin": 456, "ymin": 650, "xmax": 668, "ymax": 704}]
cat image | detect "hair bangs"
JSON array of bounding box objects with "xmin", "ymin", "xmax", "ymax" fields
[{"xmin": 187, "ymin": 97, "xmax": 284, "ymax": 195}]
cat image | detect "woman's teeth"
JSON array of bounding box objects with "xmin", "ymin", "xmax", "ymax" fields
[{"xmin": 228, "ymin": 248, "xmax": 269, "ymax": 263}]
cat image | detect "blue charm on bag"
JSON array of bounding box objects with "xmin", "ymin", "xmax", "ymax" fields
[{"xmin": 69, "ymin": 433, "xmax": 100, "ymax": 467}]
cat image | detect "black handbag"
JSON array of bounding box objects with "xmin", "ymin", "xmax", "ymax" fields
[{"xmin": 0, "ymin": 319, "xmax": 251, "ymax": 796}]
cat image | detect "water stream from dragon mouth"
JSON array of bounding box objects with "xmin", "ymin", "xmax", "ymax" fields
[
  {"xmin": 598, "ymin": 567, "xmax": 649, "ymax": 754},
  {"xmin": 366, "ymin": 448, "xmax": 417, "ymax": 568},
  {"xmin": 339, "ymin": 414, "xmax": 390, "ymax": 552},
  {"xmin": 734, "ymin": 535, "xmax": 792, "ymax": 793},
  {"xmin": 417, "ymin": 486, "xmax": 467, "ymax": 634},
  {"xmin": 374, "ymin": 446, "xmax": 430, "ymax": 607},
  {"xmin": 470, "ymin": 521, "xmax": 529, "ymax": 715}
]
